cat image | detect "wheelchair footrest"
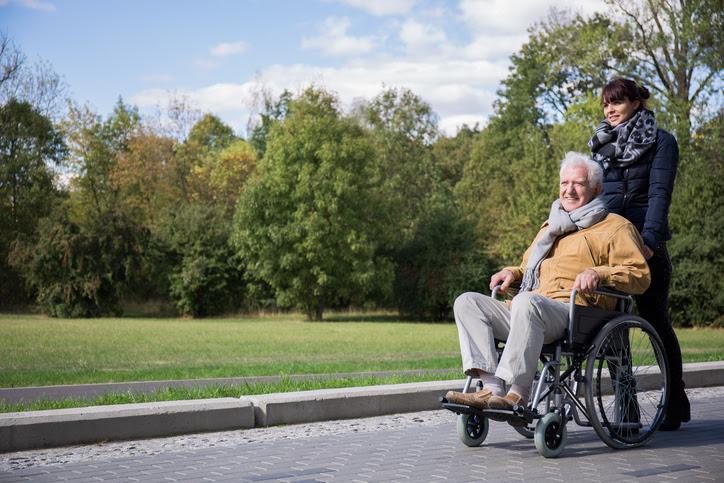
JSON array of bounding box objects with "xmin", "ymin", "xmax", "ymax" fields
[{"xmin": 441, "ymin": 397, "xmax": 535, "ymax": 426}]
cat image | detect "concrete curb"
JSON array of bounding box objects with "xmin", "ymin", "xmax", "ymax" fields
[
  {"xmin": 1, "ymin": 361, "xmax": 723, "ymax": 453},
  {"xmin": 0, "ymin": 398, "xmax": 254, "ymax": 453},
  {"xmin": 247, "ymin": 380, "xmax": 462, "ymax": 427}
]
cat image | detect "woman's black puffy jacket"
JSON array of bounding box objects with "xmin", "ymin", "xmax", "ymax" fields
[{"xmin": 598, "ymin": 128, "xmax": 679, "ymax": 250}]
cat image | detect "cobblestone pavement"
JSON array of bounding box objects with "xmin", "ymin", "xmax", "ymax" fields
[{"xmin": 1, "ymin": 386, "xmax": 723, "ymax": 482}]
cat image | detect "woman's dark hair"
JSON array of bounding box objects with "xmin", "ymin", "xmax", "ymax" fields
[{"xmin": 601, "ymin": 78, "xmax": 650, "ymax": 110}]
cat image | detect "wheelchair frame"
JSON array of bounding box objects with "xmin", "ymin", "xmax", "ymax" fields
[{"xmin": 443, "ymin": 286, "xmax": 670, "ymax": 458}]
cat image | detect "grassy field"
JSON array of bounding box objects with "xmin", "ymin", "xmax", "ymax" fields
[
  {"xmin": 1, "ymin": 312, "xmax": 722, "ymax": 412},
  {"xmin": 2, "ymin": 312, "xmax": 722, "ymax": 389},
  {"xmin": 0, "ymin": 312, "xmax": 464, "ymax": 388}
]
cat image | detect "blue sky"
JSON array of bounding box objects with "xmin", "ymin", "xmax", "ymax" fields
[{"xmin": 2, "ymin": 0, "xmax": 606, "ymax": 135}]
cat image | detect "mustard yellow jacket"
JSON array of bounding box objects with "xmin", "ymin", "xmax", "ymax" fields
[{"xmin": 503, "ymin": 213, "xmax": 651, "ymax": 310}]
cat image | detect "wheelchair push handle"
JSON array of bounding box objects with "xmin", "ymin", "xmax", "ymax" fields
[{"xmin": 491, "ymin": 284, "xmax": 519, "ymax": 300}]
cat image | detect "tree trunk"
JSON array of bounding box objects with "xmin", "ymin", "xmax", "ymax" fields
[{"xmin": 306, "ymin": 304, "xmax": 324, "ymax": 321}]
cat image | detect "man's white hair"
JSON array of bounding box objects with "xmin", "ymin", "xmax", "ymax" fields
[{"xmin": 559, "ymin": 152, "xmax": 603, "ymax": 189}]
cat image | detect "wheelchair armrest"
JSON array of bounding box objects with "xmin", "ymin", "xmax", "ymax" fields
[
  {"xmin": 567, "ymin": 288, "xmax": 635, "ymax": 346},
  {"xmin": 593, "ymin": 287, "xmax": 635, "ymax": 300}
]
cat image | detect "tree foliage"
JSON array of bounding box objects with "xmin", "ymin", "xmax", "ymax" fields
[
  {"xmin": 248, "ymin": 89, "xmax": 292, "ymax": 159},
  {"xmin": 233, "ymin": 87, "xmax": 393, "ymax": 320},
  {"xmin": 454, "ymin": 2, "xmax": 723, "ymax": 326},
  {"xmin": 62, "ymin": 98, "xmax": 141, "ymax": 219},
  {"xmin": 394, "ymin": 199, "xmax": 494, "ymax": 320},
  {"xmin": 0, "ymin": 100, "xmax": 65, "ymax": 306},
  {"xmin": 2, "ymin": 18, "xmax": 719, "ymax": 325},
  {"xmin": 522, "ymin": 2, "xmax": 723, "ymax": 140},
  {"xmin": 11, "ymin": 209, "xmax": 146, "ymax": 317},
  {"xmin": 668, "ymin": 115, "xmax": 724, "ymax": 327},
  {"xmin": 189, "ymin": 139, "xmax": 256, "ymax": 214},
  {"xmin": 604, "ymin": 0, "xmax": 723, "ymax": 140},
  {"xmin": 159, "ymin": 204, "xmax": 244, "ymax": 317},
  {"xmin": 363, "ymin": 87, "xmax": 440, "ymax": 240}
]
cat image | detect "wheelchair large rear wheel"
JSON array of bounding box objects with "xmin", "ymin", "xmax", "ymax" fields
[{"xmin": 584, "ymin": 315, "xmax": 668, "ymax": 449}]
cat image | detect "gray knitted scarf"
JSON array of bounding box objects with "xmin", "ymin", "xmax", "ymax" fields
[
  {"xmin": 519, "ymin": 196, "xmax": 609, "ymax": 292},
  {"xmin": 588, "ymin": 109, "xmax": 657, "ymax": 169}
]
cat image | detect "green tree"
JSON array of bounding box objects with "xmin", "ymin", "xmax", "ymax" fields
[
  {"xmin": 363, "ymin": 87, "xmax": 440, "ymax": 240},
  {"xmin": 62, "ymin": 98, "xmax": 141, "ymax": 218},
  {"xmin": 0, "ymin": 99, "xmax": 65, "ymax": 306},
  {"xmin": 11, "ymin": 209, "xmax": 146, "ymax": 317},
  {"xmin": 248, "ymin": 89, "xmax": 292, "ymax": 159},
  {"xmin": 233, "ymin": 87, "xmax": 393, "ymax": 320},
  {"xmin": 668, "ymin": 115, "xmax": 724, "ymax": 327},
  {"xmin": 605, "ymin": 0, "xmax": 723, "ymax": 141},
  {"xmin": 189, "ymin": 139, "xmax": 256, "ymax": 214},
  {"xmin": 159, "ymin": 204, "xmax": 244, "ymax": 317},
  {"xmin": 185, "ymin": 113, "xmax": 236, "ymax": 151},
  {"xmin": 430, "ymin": 124, "xmax": 479, "ymax": 192},
  {"xmin": 172, "ymin": 114, "xmax": 237, "ymax": 202},
  {"xmin": 522, "ymin": 2, "xmax": 722, "ymax": 141},
  {"xmin": 110, "ymin": 131, "xmax": 178, "ymax": 228},
  {"xmin": 394, "ymin": 199, "xmax": 494, "ymax": 320}
]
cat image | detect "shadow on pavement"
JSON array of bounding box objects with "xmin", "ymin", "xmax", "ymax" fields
[{"xmin": 478, "ymin": 417, "xmax": 720, "ymax": 458}]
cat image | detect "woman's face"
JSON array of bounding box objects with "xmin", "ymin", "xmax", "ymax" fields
[{"xmin": 603, "ymin": 97, "xmax": 641, "ymax": 127}]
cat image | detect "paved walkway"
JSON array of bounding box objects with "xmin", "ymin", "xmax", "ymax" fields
[{"xmin": 2, "ymin": 386, "xmax": 723, "ymax": 482}]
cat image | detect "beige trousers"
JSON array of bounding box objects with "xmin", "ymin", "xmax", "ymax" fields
[{"xmin": 453, "ymin": 291, "xmax": 569, "ymax": 388}]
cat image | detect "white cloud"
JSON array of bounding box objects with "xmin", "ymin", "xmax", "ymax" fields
[
  {"xmin": 131, "ymin": 0, "xmax": 608, "ymax": 136},
  {"xmin": 459, "ymin": 0, "xmax": 604, "ymax": 34},
  {"xmin": 0, "ymin": 0, "xmax": 56, "ymax": 11},
  {"xmin": 439, "ymin": 114, "xmax": 486, "ymax": 133},
  {"xmin": 132, "ymin": 58, "xmax": 507, "ymax": 135},
  {"xmin": 132, "ymin": 82, "xmax": 257, "ymax": 114},
  {"xmin": 209, "ymin": 41, "xmax": 248, "ymax": 57},
  {"xmin": 455, "ymin": 0, "xmax": 606, "ymax": 61},
  {"xmin": 336, "ymin": 0, "xmax": 416, "ymax": 16},
  {"xmin": 461, "ymin": 33, "xmax": 529, "ymax": 61},
  {"xmin": 301, "ymin": 17, "xmax": 377, "ymax": 57},
  {"xmin": 399, "ymin": 20, "xmax": 451, "ymax": 57}
]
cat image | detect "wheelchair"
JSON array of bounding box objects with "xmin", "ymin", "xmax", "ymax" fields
[{"xmin": 442, "ymin": 286, "xmax": 669, "ymax": 458}]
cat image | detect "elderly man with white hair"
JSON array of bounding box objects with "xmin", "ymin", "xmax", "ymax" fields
[{"xmin": 446, "ymin": 152, "xmax": 651, "ymax": 411}]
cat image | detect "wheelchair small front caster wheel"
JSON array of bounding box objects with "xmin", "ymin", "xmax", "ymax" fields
[
  {"xmin": 457, "ymin": 413, "xmax": 489, "ymax": 447},
  {"xmin": 534, "ymin": 413, "xmax": 567, "ymax": 458}
]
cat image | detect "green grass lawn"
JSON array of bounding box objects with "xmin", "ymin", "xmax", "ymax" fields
[
  {"xmin": 0, "ymin": 312, "xmax": 464, "ymax": 388},
  {"xmin": 2, "ymin": 312, "xmax": 722, "ymax": 390}
]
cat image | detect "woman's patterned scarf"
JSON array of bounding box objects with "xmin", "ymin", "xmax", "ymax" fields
[{"xmin": 588, "ymin": 109, "xmax": 657, "ymax": 169}]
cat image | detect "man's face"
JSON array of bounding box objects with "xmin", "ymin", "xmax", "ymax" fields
[{"xmin": 559, "ymin": 165, "xmax": 600, "ymax": 212}]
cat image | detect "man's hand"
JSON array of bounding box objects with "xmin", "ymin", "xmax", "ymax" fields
[
  {"xmin": 642, "ymin": 245, "xmax": 654, "ymax": 260},
  {"xmin": 490, "ymin": 269, "xmax": 515, "ymax": 293},
  {"xmin": 573, "ymin": 269, "xmax": 600, "ymax": 293}
]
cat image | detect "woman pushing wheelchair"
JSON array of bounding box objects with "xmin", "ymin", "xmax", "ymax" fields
[{"xmin": 589, "ymin": 78, "xmax": 688, "ymax": 430}]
